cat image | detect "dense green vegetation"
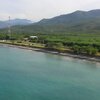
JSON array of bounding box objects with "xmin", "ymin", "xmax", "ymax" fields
[{"xmin": 0, "ymin": 32, "xmax": 100, "ymax": 56}]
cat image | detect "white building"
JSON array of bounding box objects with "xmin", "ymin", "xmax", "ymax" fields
[{"xmin": 30, "ymin": 36, "xmax": 38, "ymax": 39}]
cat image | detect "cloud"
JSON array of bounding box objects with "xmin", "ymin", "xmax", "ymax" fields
[{"xmin": 0, "ymin": 0, "xmax": 99, "ymax": 21}]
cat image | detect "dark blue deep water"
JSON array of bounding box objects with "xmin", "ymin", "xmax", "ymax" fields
[{"xmin": 0, "ymin": 45, "xmax": 100, "ymax": 100}]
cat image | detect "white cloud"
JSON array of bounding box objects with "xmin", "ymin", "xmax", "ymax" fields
[{"xmin": 0, "ymin": 0, "xmax": 99, "ymax": 21}]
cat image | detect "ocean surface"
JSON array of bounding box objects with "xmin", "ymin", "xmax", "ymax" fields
[{"xmin": 0, "ymin": 45, "xmax": 100, "ymax": 100}]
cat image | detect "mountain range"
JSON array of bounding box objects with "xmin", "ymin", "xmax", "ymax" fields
[
  {"xmin": 1, "ymin": 9, "xmax": 100, "ymax": 34},
  {"xmin": 0, "ymin": 19, "xmax": 32, "ymax": 29}
]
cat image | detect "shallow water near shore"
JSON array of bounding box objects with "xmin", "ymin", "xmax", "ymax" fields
[{"xmin": 0, "ymin": 45, "xmax": 100, "ymax": 100}]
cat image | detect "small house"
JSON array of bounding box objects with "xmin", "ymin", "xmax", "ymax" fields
[{"xmin": 30, "ymin": 36, "xmax": 38, "ymax": 39}]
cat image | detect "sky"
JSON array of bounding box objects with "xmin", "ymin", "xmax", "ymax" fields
[{"xmin": 0, "ymin": 0, "xmax": 100, "ymax": 21}]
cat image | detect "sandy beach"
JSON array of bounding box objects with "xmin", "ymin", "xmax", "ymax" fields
[{"xmin": 0, "ymin": 43, "xmax": 100, "ymax": 63}]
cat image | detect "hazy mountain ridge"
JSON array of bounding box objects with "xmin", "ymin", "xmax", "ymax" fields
[{"xmin": 0, "ymin": 19, "xmax": 32, "ymax": 29}]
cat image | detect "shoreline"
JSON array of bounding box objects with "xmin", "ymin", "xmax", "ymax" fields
[{"xmin": 0, "ymin": 43, "xmax": 100, "ymax": 63}]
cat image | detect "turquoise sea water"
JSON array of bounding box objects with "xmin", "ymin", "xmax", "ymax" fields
[{"xmin": 0, "ymin": 45, "xmax": 100, "ymax": 100}]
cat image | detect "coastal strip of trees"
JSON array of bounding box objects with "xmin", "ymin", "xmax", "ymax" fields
[{"xmin": 0, "ymin": 33, "xmax": 100, "ymax": 56}]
